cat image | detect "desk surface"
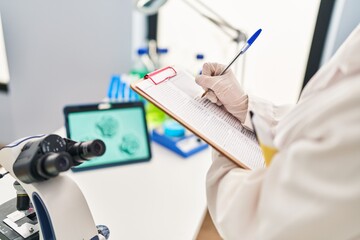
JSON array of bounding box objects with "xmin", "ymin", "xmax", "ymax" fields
[{"xmin": 0, "ymin": 137, "xmax": 212, "ymax": 240}]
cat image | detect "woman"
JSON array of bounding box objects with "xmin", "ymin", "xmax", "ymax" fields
[{"xmin": 195, "ymin": 24, "xmax": 360, "ymax": 239}]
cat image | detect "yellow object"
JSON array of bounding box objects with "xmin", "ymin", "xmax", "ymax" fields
[
  {"xmin": 259, "ymin": 142, "xmax": 278, "ymax": 167},
  {"xmin": 146, "ymin": 103, "xmax": 167, "ymax": 128}
]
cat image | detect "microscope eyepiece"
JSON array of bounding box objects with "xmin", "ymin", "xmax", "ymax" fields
[
  {"xmin": 90, "ymin": 140, "xmax": 106, "ymax": 156},
  {"xmin": 67, "ymin": 139, "xmax": 106, "ymax": 164},
  {"xmin": 13, "ymin": 134, "xmax": 106, "ymax": 183},
  {"xmin": 39, "ymin": 152, "xmax": 72, "ymax": 177}
]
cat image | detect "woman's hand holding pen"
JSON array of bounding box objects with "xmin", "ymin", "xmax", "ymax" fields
[{"xmin": 195, "ymin": 62, "xmax": 249, "ymax": 123}]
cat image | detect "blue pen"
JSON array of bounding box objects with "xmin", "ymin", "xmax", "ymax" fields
[
  {"xmin": 220, "ymin": 28, "xmax": 262, "ymax": 75},
  {"xmin": 201, "ymin": 28, "xmax": 262, "ymax": 97}
]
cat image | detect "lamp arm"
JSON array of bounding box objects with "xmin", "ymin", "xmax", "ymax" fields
[
  {"xmin": 201, "ymin": 14, "xmax": 246, "ymax": 43},
  {"xmin": 190, "ymin": 0, "xmax": 236, "ymax": 31},
  {"xmin": 182, "ymin": 0, "xmax": 246, "ymax": 43}
]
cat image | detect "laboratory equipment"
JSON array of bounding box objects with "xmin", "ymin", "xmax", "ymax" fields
[
  {"xmin": 157, "ymin": 47, "xmax": 169, "ymax": 68},
  {"xmin": 130, "ymin": 47, "xmax": 169, "ymax": 127},
  {"xmin": 130, "ymin": 48, "xmax": 154, "ymax": 79},
  {"xmin": 192, "ymin": 53, "xmax": 205, "ymax": 77},
  {"xmin": 136, "ymin": 0, "xmax": 247, "ymax": 83},
  {"xmin": 64, "ymin": 102, "xmax": 152, "ymax": 171},
  {"xmin": 151, "ymin": 120, "xmax": 208, "ymax": 158},
  {"xmin": 0, "ymin": 134, "xmax": 109, "ymax": 240},
  {"xmin": 136, "ymin": 0, "xmax": 246, "ymax": 44},
  {"xmin": 107, "ymin": 74, "xmax": 140, "ymax": 102}
]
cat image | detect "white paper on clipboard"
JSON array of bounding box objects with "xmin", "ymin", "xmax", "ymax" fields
[{"xmin": 132, "ymin": 66, "xmax": 265, "ymax": 169}]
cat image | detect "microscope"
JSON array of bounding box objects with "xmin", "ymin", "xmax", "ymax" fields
[{"xmin": 0, "ymin": 134, "xmax": 109, "ymax": 240}]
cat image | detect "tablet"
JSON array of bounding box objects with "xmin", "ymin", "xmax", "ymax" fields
[{"xmin": 63, "ymin": 102, "xmax": 151, "ymax": 171}]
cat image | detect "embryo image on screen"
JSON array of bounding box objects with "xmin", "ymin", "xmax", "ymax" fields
[
  {"xmin": 96, "ymin": 116, "xmax": 119, "ymax": 138},
  {"xmin": 68, "ymin": 107, "xmax": 150, "ymax": 167}
]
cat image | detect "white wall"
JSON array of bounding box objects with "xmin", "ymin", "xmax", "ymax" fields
[
  {"xmin": 0, "ymin": 0, "xmax": 134, "ymax": 143},
  {"xmin": 157, "ymin": 0, "xmax": 321, "ymax": 105},
  {"xmin": 0, "ymin": 93, "xmax": 13, "ymax": 143},
  {"xmin": 0, "ymin": 14, "xmax": 9, "ymax": 85}
]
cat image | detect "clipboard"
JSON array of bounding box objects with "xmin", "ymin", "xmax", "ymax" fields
[{"xmin": 131, "ymin": 66, "xmax": 264, "ymax": 169}]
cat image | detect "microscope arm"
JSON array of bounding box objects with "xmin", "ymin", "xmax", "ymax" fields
[{"xmin": 0, "ymin": 135, "xmax": 105, "ymax": 240}]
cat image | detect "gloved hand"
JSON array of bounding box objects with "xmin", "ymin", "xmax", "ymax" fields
[{"xmin": 195, "ymin": 63, "xmax": 249, "ymax": 123}]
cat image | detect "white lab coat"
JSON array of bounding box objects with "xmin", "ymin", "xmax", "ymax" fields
[{"xmin": 206, "ymin": 24, "xmax": 360, "ymax": 240}]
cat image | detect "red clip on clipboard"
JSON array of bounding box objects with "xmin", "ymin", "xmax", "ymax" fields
[{"xmin": 144, "ymin": 66, "xmax": 177, "ymax": 85}]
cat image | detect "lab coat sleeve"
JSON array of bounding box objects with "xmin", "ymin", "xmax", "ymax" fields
[
  {"xmin": 206, "ymin": 79, "xmax": 360, "ymax": 240},
  {"xmin": 206, "ymin": 95, "xmax": 293, "ymax": 238},
  {"xmin": 206, "ymin": 150, "xmax": 266, "ymax": 239},
  {"xmin": 242, "ymin": 95, "xmax": 293, "ymax": 132}
]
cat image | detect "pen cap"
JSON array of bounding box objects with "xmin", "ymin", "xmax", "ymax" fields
[
  {"xmin": 157, "ymin": 48, "xmax": 168, "ymax": 54},
  {"xmin": 247, "ymin": 29, "xmax": 262, "ymax": 45},
  {"xmin": 137, "ymin": 47, "xmax": 149, "ymax": 55},
  {"xmin": 196, "ymin": 53, "xmax": 204, "ymax": 60}
]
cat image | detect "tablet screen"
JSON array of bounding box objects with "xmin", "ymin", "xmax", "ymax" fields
[{"xmin": 64, "ymin": 102, "xmax": 151, "ymax": 171}]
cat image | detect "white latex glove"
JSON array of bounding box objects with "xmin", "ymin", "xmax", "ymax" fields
[{"xmin": 195, "ymin": 62, "xmax": 248, "ymax": 123}]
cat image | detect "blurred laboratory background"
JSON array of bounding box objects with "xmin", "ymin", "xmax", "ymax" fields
[
  {"xmin": 0, "ymin": 0, "xmax": 359, "ymax": 239},
  {"xmin": 0, "ymin": 0, "xmax": 359, "ymax": 144}
]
